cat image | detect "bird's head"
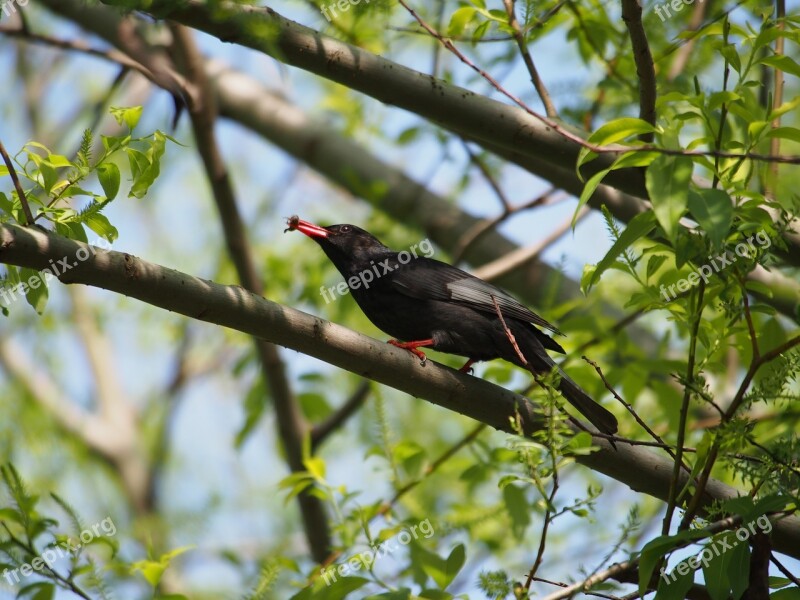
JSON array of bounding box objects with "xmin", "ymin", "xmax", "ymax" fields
[{"xmin": 285, "ymin": 216, "xmax": 391, "ymax": 270}]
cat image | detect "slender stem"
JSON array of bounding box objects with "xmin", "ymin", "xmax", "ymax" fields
[
  {"xmin": 664, "ymin": 280, "xmax": 705, "ymax": 534},
  {"xmin": 502, "ymin": 0, "xmax": 558, "ymax": 118},
  {"xmin": 0, "ymin": 139, "xmax": 34, "ymax": 225}
]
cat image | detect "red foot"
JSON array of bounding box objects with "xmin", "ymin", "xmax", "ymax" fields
[
  {"xmin": 388, "ymin": 339, "xmax": 435, "ymax": 365},
  {"xmin": 458, "ymin": 358, "xmax": 476, "ymax": 373}
]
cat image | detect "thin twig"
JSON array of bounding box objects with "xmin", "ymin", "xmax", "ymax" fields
[
  {"xmin": 451, "ymin": 186, "xmax": 561, "ymax": 265},
  {"xmin": 665, "ymin": 280, "xmax": 705, "ymax": 534},
  {"xmin": 767, "ymin": 0, "xmax": 786, "ymax": 196},
  {"xmin": 0, "ymin": 139, "xmax": 34, "ymax": 224},
  {"xmin": 524, "ymin": 450, "xmax": 559, "ymax": 588},
  {"xmin": 502, "ymin": 0, "xmax": 557, "ymax": 118},
  {"xmin": 741, "ymin": 277, "xmax": 760, "ymax": 360},
  {"xmin": 539, "ymin": 561, "xmax": 636, "ymax": 600},
  {"xmin": 679, "ymin": 333, "xmax": 800, "ymax": 530},
  {"xmin": 461, "ymin": 140, "xmax": 512, "ymax": 211},
  {"xmin": 474, "ymin": 205, "xmax": 589, "ymax": 282},
  {"xmin": 311, "ymin": 380, "xmax": 371, "ymax": 449},
  {"xmin": 312, "ymin": 423, "xmax": 487, "ymax": 576},
  {"xmin": 770, "ymin": 555, "xmax": 800, "ymax": 587},
  {"xmin": 711, "ymin": 19, "xmax": 731, "ymax": 190},
  {"xmin": 582, "ymin": 356, "xmax": 692, "ymax": 474},
  {"xmin": 0, "ymin": 26, "xmax": 155, "ymax": 81},
  {"xmin": 491, "ymin": 295, "xmax": 528, "ymax": 366}
]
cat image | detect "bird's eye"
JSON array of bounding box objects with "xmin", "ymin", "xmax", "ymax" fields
[{"xmin": 340, "ymin": 225, "xmax": 352, "ymax": 233}]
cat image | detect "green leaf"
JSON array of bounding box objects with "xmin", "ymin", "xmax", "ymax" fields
[
  {"xmin": 418, "ymin": 590, "xmax": 454, "ymax": 600},
  {"xmin": 303, "ymin": 456, "xmax": 326, "ymax": 482},
  {"xmin": 326, "ymin": 576, "xmax": 370, "ymax": 597},
  {"xmin": 748, "ymin": 120, "xmax": 769, "ymax": 141},
  {"xmin": 417, "ymin": 545, "xmax": 464, "ymax": 590},
  {"xmin": 727, "ymin": 539, "xmax": 750, "ymax": 600},
  {"xmin": 502, "ymin": 484, "xmax": 530, "ymax": 540},
  {"xmin": 46, "ymin": 154, "xmax": 72, "ymax": 168},
  {"xmin": 471, "ymin": 19, "xmax": 491, "ymax": 42},
  {"xmin": 235, "ymin": 379, "xmax": 267, "ymax": 448},
  {"xmin": 17, "ymin": 582, "xmax": 55, "ymax": 600},
  {"xmin": 276, "ymin": 472, "xmax": 314, "ymax": 504},
  {"xmin": 128, "ymin": 131, "xmax": 167, "ymax": 199},
  {"xmin": 646, "ymin": 155, "xmax": 693, "ymax": 242},
  {"xmin": 132, "ymin": 546, "xmax": 193, "ymax": 588},
  {"xmin": 84, "ymin": 213, "xmax": 119, "ymax": 243},
  {"xmin": 708, "ymin": 91, "xmax": 740, "ymax": 111},
  {"xmin": 580, "ymin": 263, "xmax": 596, "ymax": 296},
  {"xmin": 577, "ymin": 119, "xmax": 656, "ymax": 170},
  {"xmin": 443, "ymin": 544, "xmax": 466, "ymax": 589},
  {"xmin": 584, "ymin": 211, "xmax": 657, "ymax": 293},
  {"xmin": 416, "ymin": 546, "xmax": 448, "ymax": 589},
  {"xmin": 639, "ymin": 529, "xmax": 707, "ymax": 596},
  {"xmin": 760, "ymin": 55, "xmax": 800, "ymax": 78},
  {"xmin": 574, "ymin": 168, "xmax": 610, "ymax": 223},
  {"xmin": 110, "ymin": 105, "xmax": 143, "ymax": 130},
  {"xmin": 647, "ymin": 254, "xmax": 668, "ymax": 280},
  {"xmin": 38, "ymin": 161, "xmax": 58, "ymax": 195},
  {"xmin": 769, "ymin": 95, "xmax": 800, "ymax": 120},
  {"xmin": 587, "ymin": 118, "xmax": 657, "ymax": 145},
  {"xmin": 448, "ymin": 7, "xmax": 476, "ymax": 36},
  {"xmin": 687, "ymin": 189, "xmax": 733, "ymax": 250},
  {"xmin": 718, "ymin": 44, "xmax": 741, "ymax": 73},
  {"xmin": 610, "ymin": 150, "xmax": 661, "ymax": 169},
  {"xmin": 765, "ymin": 127, "xmax": 800, "ymax": 144},
  {"xmin": 96, "ymin": 162, "xmax": 121, "ymax": 201},
  {"xmin": 655, "ymin": 562, "xmax": 694, "ymax": 600},
  {"xmin": 394, "ymin": 440, "xmax": 427, "ymax": 479},
  {"xmin": 701, "ymin": 533, "xmax": 743, "ymax": 600},
  {"xmin": 19, "ymin": 268, "xmax": 48, "ymax": 315}
]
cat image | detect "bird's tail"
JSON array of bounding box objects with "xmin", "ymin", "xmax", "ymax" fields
[
  {"xmin": 510, "ymin": 325, "xmax": 618, "ymax": 435},
  {"xmin": 556, "ymin": 370, "xmax": 618, "ymax": 435}
]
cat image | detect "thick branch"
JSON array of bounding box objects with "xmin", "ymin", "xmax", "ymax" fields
[
  {"xmin": 2, "ymin": 223, "xmax": 799, "ymax": 560},
  {"xmin": 168, "ymin": 23, "xmax": 331, "ymax": 561},
  {"xmin": 620, "ymin": 0, "xmax": 656, "ymax": 139},
  {"xmin": 97, "ymin": 0, "xmax": 648, "ymax": 198}
]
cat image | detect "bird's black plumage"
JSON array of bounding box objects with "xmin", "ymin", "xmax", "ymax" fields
[{"xmin": 289, "ymin": 218, "xmax": 618, "ymax": 435}]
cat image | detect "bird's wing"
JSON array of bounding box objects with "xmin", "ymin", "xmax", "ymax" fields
[{"xmin": 389, "ymin": 258, "xmax": 563, "ymax": 335}]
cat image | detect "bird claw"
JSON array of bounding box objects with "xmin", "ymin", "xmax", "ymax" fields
[
  {"xmin": 388, "ymin": 339, "xmax": 431, "ymax": 366},
  {"xmin": 458, "ymin": 359, "xmax": 476, "ymax": 374}
]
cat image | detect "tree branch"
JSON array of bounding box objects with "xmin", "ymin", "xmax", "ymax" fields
[
  {"xmin": 167, "ymin": 24, "xmax": 331, "ymax": 561},
  {"xmin": 2, "ymin": 222, "xmax": 799, "ymax": 559}
]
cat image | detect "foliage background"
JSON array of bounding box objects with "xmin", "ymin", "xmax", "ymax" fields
[{"xmin": 0, "ymin": 0, "xmax": 799, "ymax": 598}]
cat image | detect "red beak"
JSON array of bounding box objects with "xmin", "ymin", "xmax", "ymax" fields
[{"xmin": 285, "ymin": 215, "xmax": 329, "ymax": 238}]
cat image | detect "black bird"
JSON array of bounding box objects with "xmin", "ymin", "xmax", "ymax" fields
[{"xmin": 287, "ymin": 216, "xmax": 618, "ymax": 435}]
